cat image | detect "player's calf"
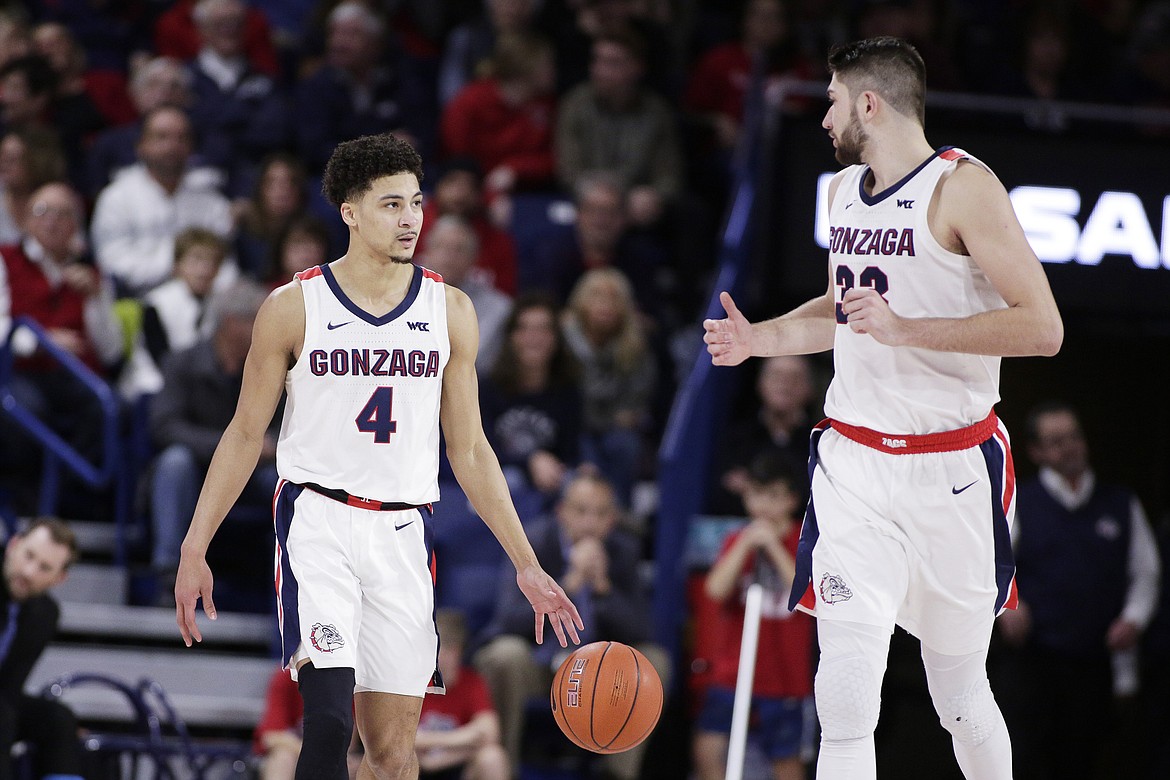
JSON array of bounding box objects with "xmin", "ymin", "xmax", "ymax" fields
[{"xmin": 296, "ymin": 664, "xmax": 356, "ymax": 780}]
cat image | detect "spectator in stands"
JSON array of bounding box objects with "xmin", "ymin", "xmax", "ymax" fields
[
  {"xmin": 524, "ymin": 171, "xmax": 667, "ymax": 322},
  {"xmin": 992, "ymin": 7, "xmax": 1084, "ymax": 131},
  {"xmin": 416, "ymin": 608, "xmax": 509, "ymax": 780},
  {"xmin": 120, "ymin": 227, "xmax": 228, "ymax": 399},
  {"xmin": 997, "ymin": 402, "xmax": 1161, "ymax": 780},
  {"xmin": 0, "ymin": 127, "xmax": 67, "ymax": 246},
  {"xmin": 234, "ymin": 153, "xmax": 312, "ymax": 278},
  {"xmin": 148, "ymin": 280, "xmax": 276, "ymax": 602},
  {"xmin": 474, "ymin": 472, "xmax": 670, "ymax": 780},
  {"xmin": 417, "ymin": 158, "xmax": 517, "ymax": 296},
  {"xmin": 154, "ymin": 0, "xmax": 280, "ymax": 78},
  {"xmin": 31, "ymin": 0, "xmax": 153, "ymax": 75},
  {"xmin": 0, "ymin": 13, "xmax": 30, "ymax": 69},
  {"xmin": 0, "ymin": 54, "xmax": 57, "ymax": 137},
  {"xmin": 0, "ymin": 182, "xmax": 121, "ymax": 498},
  {"xmin": 1114, "ymin": 3, "xmax": 1170, "ymax": 129},
  {"xmin": 440, "ymin": 32, "xmax": 558, "ymax": 206},
  {"xmin": 186, "ymin": 0, "xmax": 291, "ymax": 197},
  {"xmin": 85, "ymin": 55, "xmax": 193, "ymax": 198},
  {"xmin": 31, "ymin": 21, "xmax": 133, "ymax": 130},
  {"xmin": 684, "ymin": 0, "xmax": 814, "ymax": 154},
  {"xmin": 438, "ymin": 0, "xmax": 541, "ymax": 106},
  {"xmin": 252, "ymin": 665, "xmax": 367, "ymax": 779},
  {"xmin": 0, "ymin": 517, "xmax": 84, "ymax": 780},
  {"xmin": 561, "ymin": 268, "xmax": 655, "ymax": 505},
  {"xmin": 480, "ymin": 293, "xmax": 582, "ymax": 501},
  {"xmin": 0, "ymin": 52, "xmax": 101, "ymax": 188},
  {"xmin": 555, "ymin": 28, "xmax": 683, "ymax": 229},
  {"xmin": 294, "ymin": 2, "xmax": 431, "ymax": 174},
  {"xmin": 541, "ymin": 0, "xmax": 679, "ymax": 97},
  {"xmin": 262, "ymin": 214, "xmax": 330, "ymax": 289},
  {"xmin": 694, "ymin": 451, "xmax": 814, "ymax": 780},
  {"xmin": 90, "ymin": 105, "xmax": 234, "ymax": 296},
  {"xmin": 708, "ymin": 355, "xmax": 816, "ymax": 516},
  {"xmin": 419, "ymin": 214, "xmax": 510, "ymax": 373},
  {"xmin": 254, "ymin": 668, "xmax": 303, "ymax": 780}
]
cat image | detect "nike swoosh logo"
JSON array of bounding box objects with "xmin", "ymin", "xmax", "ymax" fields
[
  {"xmin": 327, "ymin": 321, "xmax": 352, "ymax": 330},
  {"xmin": 952, "ymin": 481, "xmax": 978, "ymax": 495},
  {"xmin": 394, "ymin": 520, "xmax": 414, "ymax": 531}
]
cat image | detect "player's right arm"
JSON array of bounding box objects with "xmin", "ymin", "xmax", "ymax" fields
[
  {"xmin": 175, "ymin": 283, "xmax": 303, "ymax": 646},
  {"xmin": 703, "ymin": 171, "xmax": 847, "ymax": 365}
]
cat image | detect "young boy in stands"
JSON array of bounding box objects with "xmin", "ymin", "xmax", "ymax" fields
[{"xmin": 694, "ymin": 452, "xmax": 814, "ymax": 780}]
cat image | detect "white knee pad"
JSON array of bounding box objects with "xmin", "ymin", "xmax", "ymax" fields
[
  {"xmin": 815, "ymin": 621, "xmax": 890, "ymax": 742},
  {"xmin": 922, "ymin": 646, "xmax": 1003, "ymax": 748},
  {"xmin": 933, "ymin": 677, "xmax": 999, "ymax": 746},
  {"xmin": 815, "ymin": 654, "xmax": 883, "ymax": 740}
]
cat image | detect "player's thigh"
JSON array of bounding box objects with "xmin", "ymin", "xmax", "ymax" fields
[
  {"xmin": 284, "ymin": 489, "xmax": 362, "ymax": 673},
  {"xmin": 354, "ymin": 690, "xmax": 424, "ymax": 757},
  {"xmin": 898, "ymin": 448, "xmax": 1006, "ymax": 655},
  {"xmin": 807, "ymin": 433, "xmax": 910, "ymax": 628},
  {"xmin": 353, "ymin": 509, "xmax": 439, "ymax": 695}
]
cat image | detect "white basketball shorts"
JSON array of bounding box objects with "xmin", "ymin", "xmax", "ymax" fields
[
  {"xmin": 789, "ymin": 412, "xmax": 1017, "ymax": 655},
  {"xmin": 272, "ymin": 480, "xmax": 443, "ymax": 696}
]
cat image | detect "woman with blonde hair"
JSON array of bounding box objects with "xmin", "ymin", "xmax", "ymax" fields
[{"xmin": 562, "ymin": 267, "xmax": 656, "ymax": 504}]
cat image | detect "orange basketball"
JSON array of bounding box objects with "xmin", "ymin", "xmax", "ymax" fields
[{"xmin": 550, "ymin": 641, "xmax": 663, "ymax": 754}]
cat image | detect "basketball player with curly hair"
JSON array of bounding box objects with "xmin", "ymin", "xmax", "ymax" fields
[{"xmin": 175, "ymin": 133, "xmax": 582, "ymax": 779}]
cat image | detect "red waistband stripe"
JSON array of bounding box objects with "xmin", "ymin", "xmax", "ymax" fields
[{"xmin": 830, "ymin": 411, "xmax": 999, "ymax": 454}]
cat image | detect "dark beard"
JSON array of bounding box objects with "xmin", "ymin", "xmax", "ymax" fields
[
  {"xmin": 833, "ymin": 107, "xmax": 867, "ymax": 166},
  {"xmin": 834, "ymin": 125, "xmax": 866, "ymax": 166},
  {"xmin": 389, "ymin": 254, "xmax": 414, "ymax": 264}
]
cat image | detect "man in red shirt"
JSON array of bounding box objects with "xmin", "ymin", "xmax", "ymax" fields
[
  {"xmin": 417, "ymin": 159, "xmax": 519, "ymax": 296},
  {"xmin": 440, "ymin": 32, "xmax": 557, "ymax": 200},
  {"xmin": 0, "ymin": 182, "xmax": 122, "ymax": 508}
]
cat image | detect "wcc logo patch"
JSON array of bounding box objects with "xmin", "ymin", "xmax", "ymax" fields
[
  {"xmin": 819, "ymin": 573, "xmax": 853, "ymax": 605},
  {"xmin": 310, "ymin": 623, "xmax": 345, "ymax": 653}
]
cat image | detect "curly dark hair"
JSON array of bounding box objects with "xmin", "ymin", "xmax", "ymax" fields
[{"xmin": 321, "ymin": 133, "xmax": 424, "ymax": 208}]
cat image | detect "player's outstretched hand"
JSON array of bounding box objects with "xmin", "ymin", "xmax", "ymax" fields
[
  {"xmin": 175, "ymin": 553, "xmax": 217, "ymax": 647},
  {"xmin": 703, "ymin": 291, "xmax": 752, "ymax": 366},
  {"xmin": 517, "ymin": 564, "xmax": 584, "ymax": 648}
]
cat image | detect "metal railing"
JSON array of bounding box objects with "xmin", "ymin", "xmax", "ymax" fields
[{"xmin": 0, "ymin": 316, "xmax": 131, "ymax": 563}]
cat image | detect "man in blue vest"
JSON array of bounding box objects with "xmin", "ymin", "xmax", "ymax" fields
[{"xmin": 998, "ymin": 402, "xmax": 1161, "ymax": 780}]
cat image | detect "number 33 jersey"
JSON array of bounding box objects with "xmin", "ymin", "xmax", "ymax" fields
[
  {"xmin": 277, "ymin": 263, "xmax": 450, "ymax": 504},
  {"xmin": 824, "ymin": 147, "xmax": 1008, "ymax": 434}
]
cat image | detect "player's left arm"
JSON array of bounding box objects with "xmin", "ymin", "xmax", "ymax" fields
[
  {"xmin": 441, "ymin": 287, "xmax": 583, "ymax": 646},
  {"xmin": 841, "ymin": 162, "xmax": 1063, "ymax": 357}
]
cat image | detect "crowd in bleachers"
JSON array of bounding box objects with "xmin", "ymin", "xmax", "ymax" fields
[{"xmin": 1, "ymin": 0, "xmax": 1170, "ymax": 777}]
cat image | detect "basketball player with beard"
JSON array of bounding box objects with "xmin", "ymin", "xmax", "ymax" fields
[
  {"xmin": 704, "ymin": 37, "xmax": 1063, "ymax": 780},
  {"xmin": 174, "ymin": 133, "xmax": 582, "ymax": 779}
]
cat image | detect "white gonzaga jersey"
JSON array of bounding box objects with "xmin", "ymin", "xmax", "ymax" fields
[
  {"xmin": 277, "ymin": 264, "xmax": 450, "ymax": 503},
  {"xmin": 823, "ymin": 147, "xmax": 1007, "ymax": 434}
]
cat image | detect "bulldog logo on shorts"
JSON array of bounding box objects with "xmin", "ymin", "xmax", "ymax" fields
[
  {"xmin": 310, "ymin": 623, "xmax": 345, "ymax": 653},
  {"xmin": 819, "ymin": 573, "xmax": 853, "ymax": 604}
]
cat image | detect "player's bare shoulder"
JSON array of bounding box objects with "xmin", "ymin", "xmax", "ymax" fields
[
  {"xmin": 443, "ymin": 283, "xmax": 478, "ymax": 343},
  {"xmin": 826, "ymin": 168, "xmax": 850, "ymax": 211},
  {"xmin": 931, "ymin": 159, "xmax": 1009, "ymax": 255},
  {"xmin": 256, "ymin": 277, "xmax": 307, "ymax": 362}
]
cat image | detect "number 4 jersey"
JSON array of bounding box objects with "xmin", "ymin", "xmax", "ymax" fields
[
  {"xmin": 824, "ymin": 147, "xmax": 1008, "ymax": 434},
  {"xmin": 276, "ymin": 263, "xmax": 450, "ymax": 504}
]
